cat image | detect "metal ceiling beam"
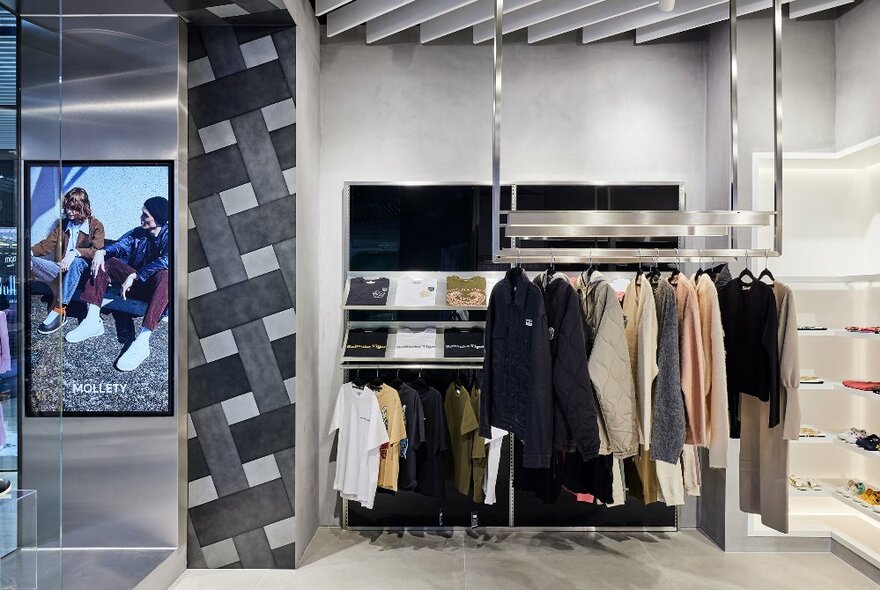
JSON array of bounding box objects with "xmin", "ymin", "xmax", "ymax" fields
[
  {"xmin": 315, "ymin": 0, "xmax": 355, "ymax": 17},
  {"xmin": 788, "ymin": 0, "xmax": 852, "ymax": 18},
  {"xmin": 420, "ymin": 0, "xmax": 540, "ymax": 43},
  {"xmin": 326, "ymin": 0, "xmax": 416, "ymax": 37},
  {"xmin": 635, "ymin": 0, "xmax": 796, "ymax": 43},
  {"xmin": 580, "ymin": 0, "xmax": 727, "ymax": 44},
  {"xmin": 367, "ymin": 0, "xmax": 478, "ymax": 43},
  {"xmin": 472, "ymin": 0, "xmax": 606, "ymax": 44},
  {"xmin": 527, "ymin": 0, "xmax": 657, "ymax": 44}
]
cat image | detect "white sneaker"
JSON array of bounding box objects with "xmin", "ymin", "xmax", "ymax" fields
[
  {"xmin": 65, "ymin": 318, "xmax": 105, "ymax": 343},
  {"xmin": 117, "ymin": 337, "xmax": 150, "ymax": 372}
]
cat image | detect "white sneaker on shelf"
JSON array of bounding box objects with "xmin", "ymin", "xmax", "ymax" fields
[
  {"xmin": 117, "ymin": 337, "xmax": 151, "ymax": 372},
  {"xmin": 64, "ymin": 318, "xmax": 104, "ymax": 343}
]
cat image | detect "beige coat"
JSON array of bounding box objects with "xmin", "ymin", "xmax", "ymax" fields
[
  {"xmin": 692, "ymin": 274, "xmax": 730, "ymax": 468},
  {"xmin": 623, "ymin": 275, "xmax": 658, "ymax": 448},
  {"xmin": 577, "ymin": 272, "xmax": 640, "ymax": 458},
  {"xmin": 774, "ymin": 282, "xmax": 801, "ymax": 440},
  {"xmin": 672, "ymin": 276, "xmax": 707, "ymax": 445}
]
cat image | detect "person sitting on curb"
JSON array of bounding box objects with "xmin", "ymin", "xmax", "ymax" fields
[
  {"xmin": 65, "ymin": 196, "xmax": 169, "ymax": 372},
  {"xmin": 30, "ymin": 187, "xmax": 105, "ymax": 334}
]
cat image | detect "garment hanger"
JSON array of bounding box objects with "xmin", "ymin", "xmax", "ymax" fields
[
  {"xmin": 670, "ymin": 248, "xmax": 681, "ymax": 281},
  {"xmin": 738, "ymin": 262, "xmax": 756, "ymax": 284},
  {"xmin": 352, "ymin": 367, "xmax": 366, "ymax": 388},
  {"xmin": 547, "ymin": 248, "xmax": 556, "ymax": 278},
  {"xmin": 507, "ymin": 247, "xmax": 524, "ymax": 280},
  {"xmin": 390, "ymin": 367, "xmax": 404, "ymax": 391},
  {"xmin": 586, "ymin": 249, "xmax": 596, "ymax": 280},
  {"xmin": 694, "ymin": 249, "xmax": 705, "ymax": 281},
  {"xmin": 368, "ymin": 366, "xmax": 384, "ymax": 390},
  {"xmin": 758, "ymin": 249, "xmax": 775, "ymax": 284},
  {"xmin": 635, "ymin": 249, "xmax": 644, "ymax": 280},
  {"xmin": 647, "ymin": 248, "xmax": 662, "ymax": 284}
]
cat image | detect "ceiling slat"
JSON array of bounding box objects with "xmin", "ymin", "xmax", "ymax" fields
[
  {"xmin": 327, "ymin": 0, "xmax": 417, "ymax": 37},
  {"xmin": 316, "ymin": 0, "xmax": 356, "ymax": 17},
  {"xmin": 367, "ymin": 0, "xmax": 478, "ymax": 43},
  {"xmin": 635, "ymin": 0, "xmax": 800, "ymax": 43},
  {"xmin": 788, "ymin": 0, "xmax": 852, "ymax": 18},
  {"xmin": 579, "ymin": 0, "xmax": 727, "ymax": 44},
  {"xmin": 472, "ymin": 0, "xmax": 606, "ymax": 44},
  {"xmin": 420, "ymin": 0, "xmax": 541, "ymax": 43},
  {"xmin": 527, "ymin": 0, "xmax": 657, "ymax": 43}
]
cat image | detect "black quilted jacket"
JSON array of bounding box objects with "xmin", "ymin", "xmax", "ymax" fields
[{"xmin": 534, "ymin": 272, "xmax": 601, "ymax": 461}]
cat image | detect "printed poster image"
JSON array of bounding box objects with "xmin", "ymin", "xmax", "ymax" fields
[{"xmin": 26, "ymin": 162, "xmax": 174, "ymax": 416}]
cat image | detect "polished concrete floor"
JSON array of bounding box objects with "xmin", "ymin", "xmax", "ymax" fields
[{"xmin": 171, "ymin": 528, "xmax": 879, "ymax": 590}]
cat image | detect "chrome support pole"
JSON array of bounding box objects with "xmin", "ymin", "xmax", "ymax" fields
[
  {"xmin": 773, "ymin": 0, "xmax": 783, "ymax": 255},
  {"xmin": 491, "ymin": 0, "xmax": 503, "ymax": 260},
  {"xmin": 729, "ymin": 0, "xmax": 738, "ymax": 250}
]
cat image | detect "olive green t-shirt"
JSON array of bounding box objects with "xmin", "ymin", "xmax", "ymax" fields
[
  {"xmin": 446, "ymin": 276, "xmax": 487, "ymax": 307},
  {"xmin": 470, "ymin": 385, "xmax": 487, "ymax": 503},
  {"xmin": 445, "ymin": 382, "xmax": 479, "ymax": 496}
]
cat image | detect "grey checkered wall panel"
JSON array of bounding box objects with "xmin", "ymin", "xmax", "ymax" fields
[{"xmin": 186, "ymin": 24, "xmax": 297, "ymax": 570}]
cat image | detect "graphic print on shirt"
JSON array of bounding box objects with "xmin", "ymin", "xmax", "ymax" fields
[
  {"xmin": 399, "ymin": 404, "xmax": 409, "ymax": 459},
  {"xmin": 379, "ymin": 405, "xmax": 390, "ymax": 459}
]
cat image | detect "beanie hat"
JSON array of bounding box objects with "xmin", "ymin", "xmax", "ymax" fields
[{"xmin": 144, "ymin": 196, "xmax": 169, "ymax": 227}]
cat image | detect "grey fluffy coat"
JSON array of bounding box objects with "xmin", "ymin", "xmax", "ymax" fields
[{"xmin": 650, "ymin": 279, "xmax": 687, "ymax": 464}]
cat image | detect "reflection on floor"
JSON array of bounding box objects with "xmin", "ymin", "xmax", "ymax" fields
[
  {"xmin": 170, "ymin": 528, "xmax": 880, "ymax": 590},
  {"xmin": 0, "ymin": 548, "xmax": 172, "ymax": 590}
]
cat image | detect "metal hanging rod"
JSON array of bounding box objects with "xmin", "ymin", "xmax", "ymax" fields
[
  {"xmin": 495, "ymin": 247, "xmax": 779, "ymax": 264},
  {"xmin": 341, "ymin": 363, "xmax": 483, "ymax": 370}
]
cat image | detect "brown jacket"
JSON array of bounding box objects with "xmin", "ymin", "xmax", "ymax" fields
[{"xmin": 31, "ymin": 217, "xmax": 105, "ymax": 262}]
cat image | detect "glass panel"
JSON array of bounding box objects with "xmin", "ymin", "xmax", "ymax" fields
[{"xmin": 16, "ymin": 1, "xmax": 65, "ymax": 588}]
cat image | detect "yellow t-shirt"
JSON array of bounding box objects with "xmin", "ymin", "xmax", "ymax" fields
[{"xmin": 376, "ymin": 384, "xmax": 406, "ymax": 491}]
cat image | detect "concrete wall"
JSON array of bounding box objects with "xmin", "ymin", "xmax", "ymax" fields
[
  {"xmin": 317, "ymin": 29, "xmax": 711, "ymax": 525},
  {"xmin": 836, "ymin": 0, "xmax": 880, "ymax": 149},
  {"xmin": 289, "ymin": 0, "xmax": 322, "ymax": 567}
]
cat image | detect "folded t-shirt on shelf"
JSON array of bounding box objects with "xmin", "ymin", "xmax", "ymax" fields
[
  {"xmin": 443, "ymin": 328, "xmax": 485, "ymax": 358},
  {"xmin": 446, "ymin": 276, "xmax": 487, "ymax": 307},
  {"xmin": 346, "ymin": 277, "xmax": 390, "ymax": 306},
  {"xmin": 394, "ymin": 278, "xmax": 438, "ymax": 306},
  {"xmin": 345, "ymin": 329, "xmax": 389, "ymax": 358},
  {"xmin": 393, "ymin": 328, "xmax": 437, "ymax": 359}
]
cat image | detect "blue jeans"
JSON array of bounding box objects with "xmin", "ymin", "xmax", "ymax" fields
[{"xmin": 30, "ymin": 255, "xmax": 89, "ymax": 307}]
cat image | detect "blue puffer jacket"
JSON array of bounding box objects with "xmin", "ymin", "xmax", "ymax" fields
[
  {"xmin": 104, "ymin": 224, "xmax": 169, "ymax": 283},
  {"xmin": 480, "ymin": 268, "xmax": 553, "ymax": 469}
]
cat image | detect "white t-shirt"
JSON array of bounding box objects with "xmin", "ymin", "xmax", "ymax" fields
[
  {"xmin": 482, "ymin": 427, "xmax": 507, "ymax": 505},
  {"xmin": 329, "ymin": 383, "xmax": 389, "ymax": 509},
  {"xmin": 393, "ymin": 328, "xmax": 437, "ymax": 359},
  {"xmin": 393, "ymin": 277, "xmax": 438, "ymax": 306}
]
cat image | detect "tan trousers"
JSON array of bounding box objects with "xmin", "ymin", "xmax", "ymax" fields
[{"xmin": 739, "ymin": 393, "xmax": 789, "ymax": 534}]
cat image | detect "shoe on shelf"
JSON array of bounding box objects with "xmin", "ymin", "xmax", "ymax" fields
[
  {"xmin": 838, "ymin": 427, "xmax": 868, "ymax": 444},
  {"xmin": 38, "ymin": 312, "xmax": 67, "ymax": 335},
  {"xmin": 839, "ymin": 480, "xmax": 867, "ymax": 497},
  {"xmin": 799, "ymin": 425, "xmax": 825, "ymax": 438},
  {"xmin": 0, "ymin": 478, "xmax": 10, "ymax": 495},
  {"xmin": 64, "ymin": 318, "xmax": 104, "ymax": 343},
  {"xmin": 856, "ymin": 434, "xmax": 880, "ymax": 452},
  {"xmin": 116, "ymin": 337, "xmax": 151, "ymax": 372}
]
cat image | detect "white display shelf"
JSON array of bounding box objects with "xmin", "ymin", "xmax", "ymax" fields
[
  {"xmin": 788, "ymin": 481, "xmax": 833, "ymax": 497},
  {"xmin": 794, "ymin": 432, "xmax": 833, "ymax": 444},
  {"xmin": 831, "ymin": 489, "xmax": 880, "ymax": 525},
  {"xmin": 833, "ymin": 438, "xmax": 880, "ymax": 462},
  {"xmin": 800, "ymin": 381, "xmax": 880, "ymax": 403},
  {"xmin": 343, "ymin": 271, "xmax": 504, "ymax": 312},
  {"xmin": 798, "ymin": 329, "xmax": 880, "ymax": 340}
]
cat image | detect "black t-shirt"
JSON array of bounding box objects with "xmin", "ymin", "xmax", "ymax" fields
[
  {"xmin": 346, "ymin": 277, "xmax": 390, "ymax": 306},
  {"xmin": 415, "ymin": 385, "xmax": 448, "ymax": 497},
  {"xmin": 443, "ymin": 328, "xmax": 485, "ymax": 358},
  {"xmin": 397, "ymin": 385, "xmax": 427, "ymax": 491},
  {"xmin": 344, "ymin": 329, "xmax": 389, "ymax": 358}
]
